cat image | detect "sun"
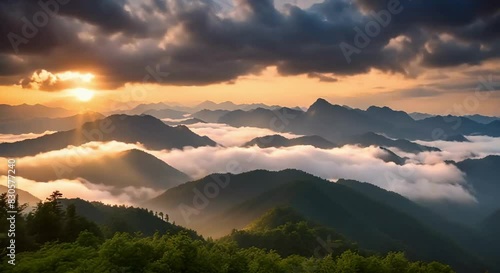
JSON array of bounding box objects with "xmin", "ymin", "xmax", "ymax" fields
[{"xmin": 71, "ymin": 88, "xmax": 95, "ymax": 102}]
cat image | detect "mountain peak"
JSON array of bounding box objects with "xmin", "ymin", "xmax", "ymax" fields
[{"xmin": 310, "ymin": 98, "xmax": 332, "ymax": 108}]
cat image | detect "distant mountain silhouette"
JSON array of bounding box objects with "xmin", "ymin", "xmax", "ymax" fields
[
  {"xmin": 19, "ymin": 149, "xmax": 190, "ymax": 190},
  {"xmin": 409, "ymin": 112, "xmax": 435, "ymax": 120},
  {"xmin": 464, "ymin": 114, "xmax": 500, "ymax": 124},
  {"xmin": 0, "ymin": 112, "xmax": 104, "ymax": 134},
  {"xmin": 0, "ymin": 104, "xmax": 76, "ymax": 122},
  {"xmin": 192, "ymin": 109, "xmax": 230, "ymax": 123},
  {"xmin": 162, "ymin": 118, "xmax": 206, "ymax": 126},
  {"xmin": 145, "ymin": 169, "xmax": 482, "ymax": 272},
  {"xmin": 142, "ymin": 108, "xmax": 188, "ymax": 119},
  {"xmin": 120, "ymin": 102, "xmax": 170, "ymax": 115},
  {"xmin": 0, "ymin": 185, "xmax": 40, "ymax": 208},
  {"xmin": 347, "ymin": 132, "xmax": 440, "ymax": 153},
  {"xmin": 219, "ymin": 107, "xmax": 304, "ymax": 128},
  {"xmin": 243, "ymin": 134, "xmax": 337, "ymax": 149},
  {"xmin": 215, "ymin": 98, "xmax": 500, "ymax": 142},
  {"xmin": 0, "ymin": 115, "xmax": 217, "ymax": 157}
]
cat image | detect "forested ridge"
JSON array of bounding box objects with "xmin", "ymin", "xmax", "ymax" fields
[{"xmin": 0, "ymin": 192, "xmax": 458, "ymax": 273}]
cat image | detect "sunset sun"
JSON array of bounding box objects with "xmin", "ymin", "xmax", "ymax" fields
[{"xmin": 71, "ymin": 88, "xmax": 94, "ymax": 102}]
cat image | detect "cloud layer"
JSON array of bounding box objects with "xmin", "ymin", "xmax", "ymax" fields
[
  {"xmin": 1, "ymin": 0, "xmax": 498, "ymax": 89},
  {"xmin": 186, "ymin": 122, "xmax": 302, "ymax": 146},
  {"xmin": 6, "ymin": 127, "xmax": 500, "ymax": 206}
]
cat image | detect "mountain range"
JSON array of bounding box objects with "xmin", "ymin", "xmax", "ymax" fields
[
  {"xmin": 213, "ymin": 98, "xmax": 500, "ymax": 143},
  {"xmin": 145, "ymin": 169, "xmax": 486, "ymax": 272},
  {"xmin": 0, "ymin": 115, "xmax": 217, "ymax": 157},
  {"xmin": 18, "ymin": 149, "xmax": 190, "ymax": 190},
  {"xmin": 0, "ymin": 112, "xmax": 104, "ymax": 134}
]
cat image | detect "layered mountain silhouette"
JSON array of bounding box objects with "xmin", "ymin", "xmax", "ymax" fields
[
  {"xmin": 346, "ymin": 132, "xmax": 440, "ymax": 153},
  {"xmin": 19, "ymin": 149, "xmax": 190, "ymax": 190},
  {"xmin": 142, "ymin": 108, "xmax": 188, "ymax": 119},
  {"xmin": 0, "ymin": 115, "xmax": 217, "ymax": 157},
  {"xmin": 0, "ymin": 104, "xmax": 76, "ymax": 122},
  {"xmin": 215, "ymin": 98, "xmax": 500, "ymax": 142},
  {"xmin": 219, "ymin": 107, "xmax": 304, "ymax": 129},
  {"xmin": 192, "ymin": 109, "xmax": 230, "ymax": 123},
  {"xmin": 0, "ymin": 112, "xmax": 104, "ymax": 134},
  {"xmin": 243, "ymin": 134, "xmax": 337, "ymax": 149},
  {"xmin": 145, "ymin": 169, "xmax": 483, "ymax": 272},
  {"xmin": 162, "ymin": 118, "xmax": 206, "ymax": 126}
]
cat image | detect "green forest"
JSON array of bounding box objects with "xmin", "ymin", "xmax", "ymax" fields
[{"xmin": 0, "ymin": 191, "xmax": 457, "ymax": 273}]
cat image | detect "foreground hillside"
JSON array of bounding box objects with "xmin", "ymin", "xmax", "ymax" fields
[
  {"xmin": 0, "ymin": 192, "xmax": 456, "ymax": 273},
  {"xmin": 145, "ymin": 169, "xmax": 486, "ymax": 272}
]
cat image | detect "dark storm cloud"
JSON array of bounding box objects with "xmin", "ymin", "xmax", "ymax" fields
[{"xmin": 0, "ymin": 0, "xmax": 499, "ymax": 90}]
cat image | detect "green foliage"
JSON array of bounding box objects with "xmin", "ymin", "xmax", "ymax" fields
[
  {"xmin": 221, "ymin": 207, "xmax": 357, "ymax": 258},
  {"xmin": 0, "ymin": 232, "xmax": 456, "ymax": 273}
]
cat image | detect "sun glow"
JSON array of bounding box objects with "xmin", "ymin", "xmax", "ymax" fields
[{"xmin": 71, "ymin": 88, "xmax": 95, "ymax": 102}]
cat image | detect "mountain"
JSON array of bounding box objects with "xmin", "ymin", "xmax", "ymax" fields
[
  {"xmin": 192, "ymin": 109, "xmax": 230, "ymax": 123},
  {"xmin": 465, "ymin": 114, "xmax": 500, "ymax": 124},
  {"xmin": 377, "ymin": 147, "xmax": 406, "ymax": 165},
  {"xmin": 409, "ymin": 112, "xmax": 435, "ymax": 120},
  {"xmin": 215, "ymin": 98, "xmax": 500, "ymax": 142},
  {"xmin": 219, "ymin": 207, "xmax": 357, "ymax": 258},
  {"xmin": 454, "ymin": 156, "xmax": 500, "ymax": 220},
  {"xmin": 219, "ymin": 107, "xmax": 304, "ymax": 129},
  {"xmin": 0, "ymin": 115, "xmax": 217, "ymax": 157},
  {"xmin": 142, "ymin": 108, "xmax": 188, "ymax": 119},
  {"xmin": 366, "ymin": 106, "xmax": 415, "ymax": 125},
  {"xmin": 0, "ymin": 112, "xmax": 104, "ymax": 134},
  {"xmin": 145, "ymin": 169, "xmax": 482, "ymax": 272},
  {"xmin": 243, "ymin": 134, "xmax": 337, "ymax": 149},
  {"xmin": 346, "ymin": 132, "xmax": 440, "ymax": 153},
  {"xmin": 0, "ymin": 104, "xmax": 76, "ymax": 122},
  {"xmin": 480, "ymin": 210, "xmax": 500, "ymax": 269},
  {"xmin": 60, "ymin": 198, "xmax": 197, "ymax": 237},
  {"xmin": 0, "ymin": 185, "xmax": 41, "ymax": 208},
  {"xmin": 445, "ymin": 134, "xmax": 470, "ymax": 142},
  {"xmin": 19, "ymin": 149, "xmax": 190, "ymax": 190},
  {"xmin": 163, "ymin": 118, "xmax": 205, "ymax": 126},
  {"xmin": 120, "ymin": 102, "xmax": 170, "ymax": 115},
  {"xmin": 193, "ymin": 100, "xmax": 286, "ymax": 112}
]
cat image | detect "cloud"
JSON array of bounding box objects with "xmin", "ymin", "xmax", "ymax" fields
[
  {"xmin": 186, "ymin": 122, "xmax": 302, "ymax": 146},
  {"xmin": 307, "ymin": 72, "xmax": 338, "ymax": 82},
  {"xmin": 150, "ymin": 144, "xmax": 476, "ymax": 204},
  {"xmin": 0, "ymin": 175, "xmax": 158, "ymax": 206},
  {"xmin": 403, "ymin": 135, "xmax": 500, "ymax": 164},
  {"xmin": 18, "ymin": 70, "xmax": 95, "ymax": 91},
  {"xmin": 0, "ymin": 131, "xmax": 57, "ymax": 143},
  {"xmin": 4, "ymin": 136, "xmax": 478, "ymax": 205},
  {"xmin": 0, "ymin": 0, "xmax": 498, "ymax": 89}
]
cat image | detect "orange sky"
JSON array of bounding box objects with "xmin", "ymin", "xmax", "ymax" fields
[{"xmin": 1, "ymin": 62, "xmax": 499, "ymax": 116}]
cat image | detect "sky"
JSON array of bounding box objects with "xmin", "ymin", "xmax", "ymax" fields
[{"xmin": 1, "ymin": 0, "xmax": 499, "ymax": 115}]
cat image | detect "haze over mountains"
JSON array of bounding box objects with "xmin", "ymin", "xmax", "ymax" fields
[
  {"xmin": 2, "ymin": 100, "xmax": 500, "ymax": 272},
  {"xmin": 0, "ymin": 115, "xmax": 217, "ymax": 157}
]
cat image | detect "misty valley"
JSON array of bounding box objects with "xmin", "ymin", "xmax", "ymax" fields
[{"xmin": 0, "ymin": 99, "xmax": 500, "ymax": 273}]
